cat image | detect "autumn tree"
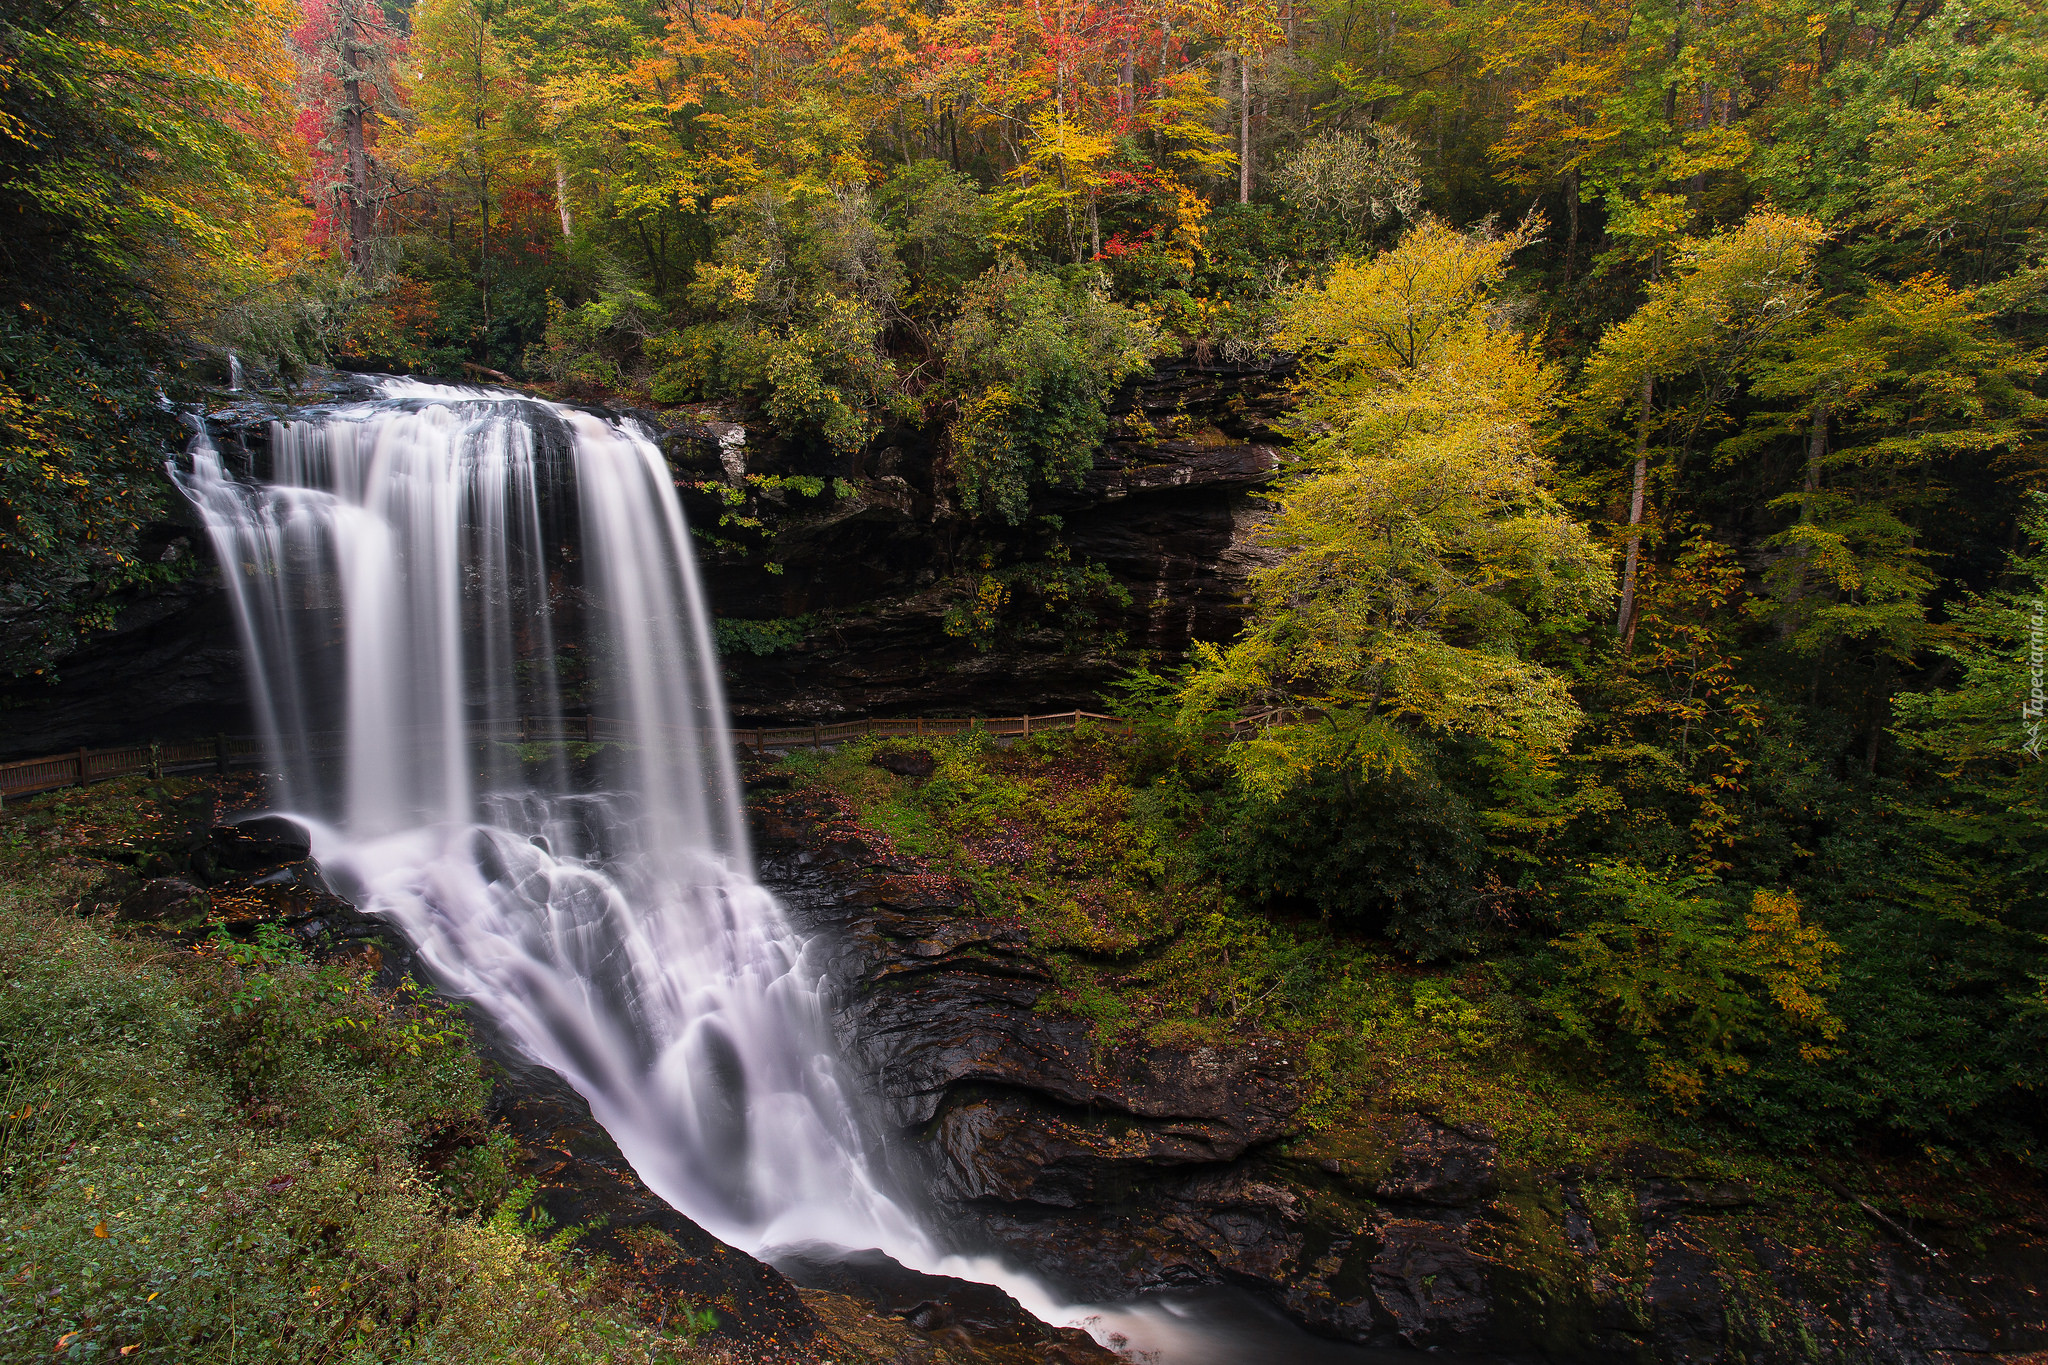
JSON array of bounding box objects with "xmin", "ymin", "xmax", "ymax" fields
[
  {"xmin": 941, "ymin": 256, "xmax": 1165, "ymax": 519},
  {"xmin": 294, "ymin": 0, "xmax": 406, "ymax": 265},
  {"xmin": 1180, "ymin": 217, "xmax": 1614, "ymax": 798},
  {"xmin": 1575, "ymin": 209, "xmax": 1826, "ymax": 646},
  {"xmin": 0, "ymin": 0, "xmax": 297, "ymax": 673},
  {"xmin": 403, "ymin": 0, "xmax": 542, "ymax": 341}
]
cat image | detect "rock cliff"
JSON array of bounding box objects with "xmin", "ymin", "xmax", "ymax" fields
[
  {"xmin": 756, "ymin": 785, "xmax": 2048, "ymax": 1364},
  {"xmin": 0, "ymin": 357, "xmax": 1283, "ymax": 757}
]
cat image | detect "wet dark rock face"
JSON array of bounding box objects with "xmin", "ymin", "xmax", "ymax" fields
[
  {"xmin": 482, "ymin": 1052, "xmax": 823, "ymax": 1350},
  {"xmin": 774, "ymin": 1246, "xmax": 1114, "ymax": 1363},
  {"xmin": 697, "ymin": 358, "xmax": 1286, "ymax": 723},
  {"xmin": 0, "ymin": 566, "xmax": 249, "ymax": 760},
  {"xmin": 757, "ymin": 790, "xmax": 2048, "ymax": 1364},
  {"xmin": 0, "ymin": 357, "xmax": 1283, "ymax": 757}
]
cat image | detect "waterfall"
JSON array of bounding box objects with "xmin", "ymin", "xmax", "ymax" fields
[
  {"xmin": 175, "ymin": 378, "xmax": 938, "ymax": 1257},
  {"xmin": 227, "ymin": 352, "xmax": 244, "ymax": 391}
]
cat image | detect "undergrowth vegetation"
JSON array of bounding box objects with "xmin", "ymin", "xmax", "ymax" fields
[
  {"xmin": 0, "ymin": 780, "xmax": 707, "ymax": 1365},
  {"xmin": 778, "ymin": 728, "xmax": 1674, "ymax": 1168},
  {"xmin": 775, "ymin": 720, "xmax": 2035, "ymax": 1200}
]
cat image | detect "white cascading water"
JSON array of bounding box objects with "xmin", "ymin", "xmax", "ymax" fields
[{"xmin": 177, "ymin": 378, "xmax": 953, "ymax": 1260}]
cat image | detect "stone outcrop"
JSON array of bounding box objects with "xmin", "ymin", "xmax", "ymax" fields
[
  {"xmin": 690, "ymin": 356, "xmax": 1288, "ymax": 722},
  {"xmin": 757, "ymin": 784, "xmax": 2048, "ymax": 1365},
  {"xmin": 482, "ymin": 1050, "xmax": 822, "ymax": 1350},
  {"xmin": 0, "ymin": 356, "xmax": 1287, "ymax": 755},
  {"xmin": 765, "ymin": 803, "xmax": 1302, "ymax": 1214},
  {"xmin": 776, "ymin": 1247, "xmax": 1114, "ymax": 1363}
]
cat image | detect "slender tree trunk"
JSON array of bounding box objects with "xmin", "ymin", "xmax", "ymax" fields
[
  {"xmin": 479, "ymin": 173, "xmax": 491, "ymax": 340},
  {"xmin": 1239, "ymin": 53, "xmax": 1253, "ymax": 204},
  {"xmin": 1217, "ymin": 50, "xmax": 1234, "ymax": 186},
  {"xmin": 1615, "ymin": 244, "xmax": 1665, "ymax": 648},
  {"xmin": 473, "ymin": 11, "xmax": 491, "ymax": 342},
  {"xmin": 1768, "ymin": 398, "xmax": 1830, "ymax": 635},
  {"xmin": 1801, "ymin": 400, "xmax": 1828, "ymax": 509},
  {"xmin": 1616, "ymin": 367, "xmax": 1655, "ymax": 648},
  {"xmin": 340, "ymin": 31, "xmax": 375, "ymax": 264},
  {"xmin": 554, "ymin": 160, "xmax": 574, "ymax": 239},
  {"xmin": 1055, "ymin": 58, "xmax": 1078, "ymax": 261},
  {"xmin": 1563, "ymin": 167, "xmax": 1580, "ymax": 286}
]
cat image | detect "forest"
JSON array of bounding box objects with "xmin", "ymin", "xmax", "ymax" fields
[{"xmin": 2, "ymin": 0, "xmax": 2045, "ymax": 1192}]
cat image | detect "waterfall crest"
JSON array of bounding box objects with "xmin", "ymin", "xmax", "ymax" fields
[{"xmin": 176, "ymin": 378, "xmax": 925, "ymax": 1254}]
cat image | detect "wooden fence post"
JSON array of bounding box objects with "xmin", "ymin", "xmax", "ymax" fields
[
  {"xmin": 149, "ymin": 742, "xmax": 162, "ymax": 781},
  {"xmin": 585, "ymin": 714, "xmax": 596, "ymax": 743},
  {"xmin": 813, "ymin": 725, "xmax": 823, "ymax": 749},
  {"xmin": 215, "ymin": 735, "xmax": 228, "ymax": 774},
  {"xmin": 75, "ymin": 748, "xmax": 89, "ymax": 787},
  {"xmin": 1022, "ymin": 714, "xmax": 1030, "ymax": 738}
]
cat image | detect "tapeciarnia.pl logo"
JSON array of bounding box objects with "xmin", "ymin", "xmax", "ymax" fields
[{"xmin": 2027, "ymin": 598, "xmax": 2045, "ymax": 757}]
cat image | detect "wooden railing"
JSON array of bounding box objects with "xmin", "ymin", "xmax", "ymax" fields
[
  {"xmin": 730, "ymin": 710, "xmax": 1128, "ymax": 753},
  {"xmin": 0, "ymin": 711, "xmax": 1130, "ymax": 805},
  {"xmin": 0, "ymin": 735, "xmax": 267, "ymax": 806}
]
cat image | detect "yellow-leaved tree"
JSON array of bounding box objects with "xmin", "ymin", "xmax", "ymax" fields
[{"xmin": 1179, "ymin": 216, "xmax": 1614, "ymax": 800}]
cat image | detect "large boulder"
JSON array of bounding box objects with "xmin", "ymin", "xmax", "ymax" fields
[
  {"xmin": 207, "ymin": 815, "xmax": 311, "ymax": 873},
  {"xmin": 118, "ymin": 877, "xmax": 212, "ymax": 930}
]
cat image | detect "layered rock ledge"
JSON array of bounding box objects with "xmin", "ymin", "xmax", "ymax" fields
[{"xmin": 757, "ymin": 783, "xmax": 2048, "ymax": 1365}]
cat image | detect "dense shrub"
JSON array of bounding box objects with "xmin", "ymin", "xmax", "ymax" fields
[
  {"xmin": 1207, "ymin": 760, "xmax": 1483, "ymax": 959},
  {"xmin": 1528, "ymin": 863, "xmax": 1842, "ymax": 1110}
]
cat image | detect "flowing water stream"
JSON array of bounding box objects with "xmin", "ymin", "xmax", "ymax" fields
[{"xmin": 176, "ymin": 377, "xmax": 1402, "ymax": 1363}]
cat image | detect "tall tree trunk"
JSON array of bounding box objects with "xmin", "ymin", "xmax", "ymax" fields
[
  {"xmin": 1239, "ymin": 53, "xmax": 1252, "ymax": 204},
  {"xmin": 479, "ymin": 173, "xmax": 491, "ymax": 341},
  {"xmin": 1217, "ymin": 49, "xmax": 1234, "ymax": 185},
  {"xmin": 1769, "ymin": 398, "xmax": 1829, "ymax": 635},
  {"xmin": 554, "ymin": 160, "xmax": 574, "ymax": 239},
  {"xmin": 1563, "ymin": 166, "xmax": 1580, "ymax": 287},
  {"xmin": 1801, "ymin": 399, "xmax": 1828, "ymax": 509},
  {"xmin": 340, "ymin": 34, "xmax": 375, "ymax": 264},
  {"xmin": 1616, "ymin": 366, "xmax": 1655, "ymax": 648},
  {"xmin": 1615, "ymin": 245, "xmax": 1664, "ymax": 649}
]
